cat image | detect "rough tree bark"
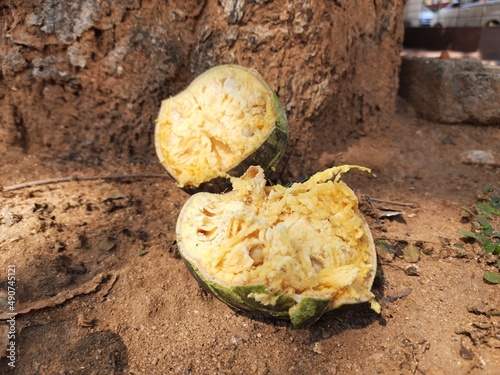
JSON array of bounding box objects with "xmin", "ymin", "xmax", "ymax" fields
[{"xmin": 0, "ymin": 0, "xmax": 404, "ymax": 177}]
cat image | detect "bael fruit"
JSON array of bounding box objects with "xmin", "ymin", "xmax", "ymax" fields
[
  {"xmin": 176, "ymin": 165, "xmax": 379, "ymax": 328},
  {"xmin": 155, "ymin": 64, "xmax": 288, "ymax": 193}
]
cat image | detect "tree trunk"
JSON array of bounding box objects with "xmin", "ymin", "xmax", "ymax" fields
[{"xmin": 0, "ymin": 0, "xmax": 404, "ymax": 177}]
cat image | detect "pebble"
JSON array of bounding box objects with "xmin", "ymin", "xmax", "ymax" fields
[
  {"xmin": 98, "ymin": 237, "xmax": 116, "ymax": 252},
  {"xmin": 460, "ymin": 150, "xmax": 494, "ymax": 164},
  {"xmin": 313, "ymin": 342, "xmax": 324, "ymax": 354},
  {"xmin": 404, "ymin": 264, "xmax": 420, "ymax": 276}
]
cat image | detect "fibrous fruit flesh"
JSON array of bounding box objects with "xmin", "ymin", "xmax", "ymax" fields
[
  {"xmin": 155, "ymin": 65, "xmax": 288, "ymax": 193},
  {"xmin": 176, "ymin": 165, "xmax": 379, "ymax": 328}
]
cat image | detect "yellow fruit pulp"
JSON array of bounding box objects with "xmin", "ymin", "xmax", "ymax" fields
[
  {"xmin": 177, "ymin": 165, "xmax": 377, "ymax": 309},
  {"xmin": 155, "ymin": 65, "xmax": 278, "ymax": 188}
]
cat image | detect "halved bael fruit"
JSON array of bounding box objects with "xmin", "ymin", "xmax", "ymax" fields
[
  {"xmin": 176, "ymin": 165, "xmax": 379, "ymax": 328},
  {"xmin": 155, "ymin": 64, "xmax": 288, "ymax": 193}
]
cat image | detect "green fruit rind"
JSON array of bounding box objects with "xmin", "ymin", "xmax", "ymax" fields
[
  {"xmin": 289, "ymin": 296, "xmax": 332, "ymax": 329},
  {"xmin": 181, "ymin": 248, "xmax": 376, "ymax": 328},
  {"xmin": 182, "ymin": 249, "xmax": 334, "ymax": 327},
  {"xmin": 182, "ymin": 253, "xmax": 293, "ymax": 318},
  {"xmin": 182, "ymin": 254, "xmax": 250, "ymax": 312},
  {"xmin": 232, "ymin": 285, "xmax": 295, "ymax": 317}
]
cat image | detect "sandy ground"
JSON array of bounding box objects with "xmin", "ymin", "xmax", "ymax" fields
[{"xmin": 0, "ymin": 102, "xmax": 499, "ymax": 374}]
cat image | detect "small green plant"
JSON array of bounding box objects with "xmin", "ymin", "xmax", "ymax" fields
[
  {"xmin": 460, "ymin": 196, "xmax": 500, "ymax": 255},
  {"xmin": 459, "ymin": 190, "xmax": 500, "ymax": 284}
]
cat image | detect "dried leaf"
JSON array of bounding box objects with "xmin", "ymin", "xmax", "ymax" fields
[
  {"xmin": 376, "ymin": 240, "xmax": 394, "ymax": 261},
  {"xmin": 0, "ymin": 273, "xmax": 116, "ymax": 320},
  {"xmin": 54, "ymin": 240, "xmax": 66, "ymax": 252},
  {"xmin": 98, "ymin": 237, "xmax": 116, "ymax": 252},
  {"xmin": 403, "ymin": 243, "xmax": 420, "ymax": 263},
  {"xmin": 77, "ymin": 313, "xmax": 95, "ymax": 327},
  {"xmin": 459, "ymin": 340, "xmax": 475, "ymax": 361},
  {"xmin": 1, "ymin": 206, "xmax": 22, "ymax": 226},
  {"xmin": 106, "ymin": 188, "xmax": 126, "ymax": 201},
  {"xmin": 376, "ymin": 207, "xmax": 404, "ymax": 218},
  {"xmin": 404, "ymin": 264, "xmax": 420, "ymax": 276},
  {"xmin": 383, "ymin": 288, "xmax": 412, "ymax": 303}
]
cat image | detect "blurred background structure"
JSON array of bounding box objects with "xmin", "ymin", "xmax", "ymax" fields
[{"xmin": 403, "ymin": 0, "xmax": 500, "ymax": 59}]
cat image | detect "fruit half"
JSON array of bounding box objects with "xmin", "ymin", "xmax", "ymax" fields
[
  {"xmin": 176, "ymin": 165, "xmax": 379, "ymax": 328},
  {"xmin": 155, "ymin": 64, "xmax": 288, "ymax": 193}
]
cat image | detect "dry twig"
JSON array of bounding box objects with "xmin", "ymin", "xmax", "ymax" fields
[
  {"xmin": 363, "ymin": 195, "xmax": 417, "ymax": 208},
  {"xmin": 0, "ymin": 272, "xmax": 117, "ymax": 320},
  {"xmin": 461, "ymin": 161, "xmax": 500, "ymax": 168},
  {"xmin": 1, "ymin": 173, "xmax": 168, "ymax": 192}
]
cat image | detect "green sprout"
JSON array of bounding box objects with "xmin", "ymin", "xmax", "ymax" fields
[{"xmin": 459, "ymin": 191, "xmax": 500, "ymax": 284}]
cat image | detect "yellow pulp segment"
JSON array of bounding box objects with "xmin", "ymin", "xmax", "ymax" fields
[
  {"xmin": 178, "ymin": 165, "xmax": 376, "ymax": 305},
  {"xmin": 155, "ymin": 66, "xmax": 277, "ymax": 187}
]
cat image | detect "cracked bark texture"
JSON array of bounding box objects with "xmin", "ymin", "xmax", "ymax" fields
[{"xmin": 0, "ymin": 0, "xmax": 404, "ymax": 177}]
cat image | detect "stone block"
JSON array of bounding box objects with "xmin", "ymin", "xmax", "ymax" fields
[{"xmin": 399, "ymin": 56, "xmax": 500, "ymax": 125}]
